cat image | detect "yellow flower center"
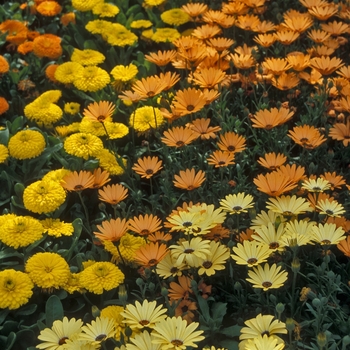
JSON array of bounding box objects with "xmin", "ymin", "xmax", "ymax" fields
[{"xmin": 5, "ymin": 279, "xmax": 15, "ymax": 290}]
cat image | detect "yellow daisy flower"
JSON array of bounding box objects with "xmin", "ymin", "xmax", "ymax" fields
[
  {"xmin": 231, "ymin": 240, "xmax": 271, "ymax": 267},
  {"xmin": 311, "ymin": 223, "xmax": 346, "ymax": 245},
  {"xmin": 220, "ymin": 192, "xmax": 254, "ymax": 214}
]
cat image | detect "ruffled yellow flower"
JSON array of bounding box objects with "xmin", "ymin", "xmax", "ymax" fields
[
  {"xmin": 72, "ymin": 0, "xmax": 103, "ymax": 11},
  {"xmin": 23, "ymin": 179, "xmax": 66, "ymax": 214},
  {"xmin": 25, "ymin": 252, "xmax": 70, "ymax": 289},
  {"xmin": 64, "ymin": 132, "xmax": 104, "ymax": 159},
  {"xmin": 0, "ymin": 269, "xmax": 34, "ymax": 310},
  {"xmin": 96, "ymin": 148, "xmax": 126, "ymax": 176},
  {"xmin": 0, "ymin": 215, "xmax": 44, "ymax": 249},
  {"xmin": 71, "ymin": 48, "xmax": 106, "ymax": 66},
  {"xmin": 151, "ymin": 28, "xmax": 181, "ymax": 43},
  {"xmin": 161, "ymin": 9, "xmax": 191, "ymax": 26},
  {"xmin": 73, "ymin": 66, "xmax": 110, "ymax": 92},
  {"xmin": 0, "ymin": 144, "xmax": 9, "ymax": 163},
  {"xmin": 103, "ymin": 24, "xmax": 138, "ymax": 47},
  {"xmin": 8, "ymin": 129, "xmax": 46, "ymax": 160},
  {"xmin": 85, "ymin": 19, "xmax": 113, "ymax": 34},
  {"xmin": 43, "ymin": 168, "xmax": 72, "ymax": 183},
  {"xmin": 41, "ymin": 218, "xmax": 74, "ymax": 238},
  {"xmin": 92, "ymin": 2, "xmax": 119, "ymax": 17},
  {"xmin": 130, "ymin": 106, "xmax": 164, "ymax": 133},
  {"xmin": 101, "ymin": 305, "xmax": 125, "ymax": 340},
  {"xmin": 64, "ymin": 102, "xmax": 80, "ymax": 115},
  {"xmin": 63, "ymin": 273, "xmax": 84, "ymax": 294},
  {"xmin": 79, "ymin": 261, "xmax": 124, "ymax": 294},
  {"xmin": 117, "ymin": 233, "xmax": 146, "ymax": 264},
  {"xmin": 54, "ymin": 62, "xmax": 84, "ymax": 84},
  {"xmin": 110, "ymin": 64, "xmax": 138, "ymax": 82}
]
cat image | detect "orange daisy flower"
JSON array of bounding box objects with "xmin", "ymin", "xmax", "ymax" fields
[
  {"xmin": 217, "ymin": 132, "xmax": 246, "ymax": 154},
  {"xmin": 118, "ymin": 90, "xmax": 147, "ymax": 104},
  {"xmin": 299, "ymin": 0, "xmax": 328, "ymax": 8},
  {"xmin": 253, "ymin": 172, "xmax": 297, "ymax": 197},
  {"xmin": 337, "ymin": 235, "xmax": 350, "ymax": 257},
  {"xmin": 204, "ymin": 224, "xmax": 230, "ymax": 241},
  {"xmin": 134, "ymin": 242, "xmax": 169, "ymax": 268},
  {"xmin": 236, "ymin": 14, "xmax": 261, "ymax": 31},
  {"xmin": 173, "ymin": 169, "xmax": 206, "ymax": 191},
  {"xmin": 251, "ymin": 107, "xmax": 294, "ymax": 129},
  {"xmin": 98, "ymin": 184, "xmax": 128, "ymax": 205},
  {"xmin": 190, "ymin": 67, "xmax": 227, "ymax": 89},
  {"xmin": 336, "ymin": 65, "xmax": 350, "ymax": 79},
  {"xmin": 61, "ymin": 171, "xmax": 95, "ymax": 191},
  {"xmin": 286, "ymin": 52, "xmax": 311, "ymax": 71},
  {"xmin": 207, "ymin": 37, "xmax": 235, "ymax": 51},
  {"xmin": 329, "ymin": 120, "xmax": 350, "ymax": 146},
  {"xmin": 271, "ymin": 72, "xmax": 300, "ymax": 90},
  {"xmin": 161, "ymin": 126, "xmax": 198, "ymax": 147},
  {"xmin": 308, "ymin": 4, "xmax": 338, "ymax": 20},
  {"xmin": 257, "ymin": 152, "xmax": 287, "ymax": 170},
  {"xmin": 91, "ymin": 168, "xmax": 110, "ymax": 188},
  {"xmin": 253, "ymin": 33, "xmax": 276, "ymax": 47},
  {"xmin": 174, "ymin": 299, "xmax": 197, "ymax": 324},
  {"xmin": 207, "ymin": 150, "xmax": 235, "ymax": 167},
  {"xmin": 309, "ymin": 56, "xmax": 344, "ymax": 75},
  {"xmin": 321, "ymin": 171, "xmax": 346, "ymax": 190},
  {"xmin": 128, "ymin": 214, "xmax": 163, "ymax": 236},
  {"xmin": 230, "ymin": 53, "xmax": 256, "ymax": 70},
  {"xmin": 144, "ymin": 50, "xmax": 177, "ymax": 66},
  {"xmin": 307, "ymin": 29, "xmax": 331, "ymax": 43},
  {"xmin": 132, "ymin": 156, "xmax": 163, "ymax": 179},
  {"xmin": 171, "ymin": 88, "xmax": 207, "ymax": 116},
  {"xmin": 254, "ymin": 20, "xmax": 276, "ymax": 33},
  {"xmin": 148, "ymin": 231, "xmax": 172, "ymax": 243},
  {"xmin": 307, "ymin": 192, "xmax": 334, "ymax": 210},
  {"xmin": 159, "ymin": 72, "xmax": 181, "ymax": 91},
  {"xmin": 83, "ymin": 101, "xmax": 115, "ymax": 123},
  {"xmin": 275, "ymin": 164, "xmax": 306, "ymax": 183},
  {"xmin": 288, "ymin": 125, "xmax": 326, "ymax": 149},
  {"xmin": 168, "ymin": 275, "xmax": 193, "ymax": 300},
  {"xmin": 182, "ymin": 3, "xmax": 208, "ymax": 18},
  {"xmin": 274, "ymin": 30, "xmax": 300, "ymax": 44},
  {"xmin": 131, "ymin": 75, "xmax": 168, "ymax": 98},
  {"xmin": 187, "ymin": 118, "xmax": 221, "ymax": 140},
  {"xmin": 282, "ymin": 15, "xmax": 313, "ymax": 33},
  {"xmin": 191, "ymin": 24, "xmax": 222, "ymax": 40},
  {"xmin": 94, "ymin": 218, "xmax": 129, "ymax": 242},
  {"xmin": 321, "ymin": 20, "xmax": 349, "ymax": 36}
]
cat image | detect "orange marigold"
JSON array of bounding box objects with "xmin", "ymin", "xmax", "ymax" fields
[{"xmin": 32, "ymin": 34, "xmax": 62, "ymax": 59}]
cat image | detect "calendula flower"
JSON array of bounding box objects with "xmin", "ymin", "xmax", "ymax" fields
[
  {"xmin": 114, "ymin": 233, "xmax": 146, "ymax": 264},
  {"xmin": 161, "ymin": 8, "xmax": 191, "ymax": 26},
  {"xmin": 25, "ymin": 252, "xmax": 70, "ymax": 289},
  {"xmin": 220, "ymin": 193, "xmax": 254, "ymax": 214},
  {"xmin": 79, "ymin": 317, "xmax": 115, "ymax": 344},
  {"xmin": 64, "ymin": 102, "xmax": 80, "ymax": 115},
  {"xmin": 152, "ymin": 316, "xmax": 205, "ymax": 349},
  {"xmin": 132, "ymin": 156, "xmax": 163, "ymax": 179},
  {"xmin": 266, "ymin": 195, "xmax": 312, "ymax": 216},
  {"xmin": 111, "ymin": 64, "xmax": 138, "ymax": 82},
  {"xmin": 316, "ymin": 199, "xmax": 346, "ymax": 217},
  {"xmin": 41, "ymin": 218, "xmax": 74, "ymax": 238},
  {"xmin": 61, "ymin": 170, "xmax": 95, "ymax": 191},
  {"xmin": 83, "ymin": 100, "xmax": 115, "ymax": 123},
  {"xmin": 96, "ymin": 149, "xmax": 126, "ymax": 176},
  {"xmin": 198, "ymin": 241, "xmax": 230, "ymax": 276},
  {"xmin": 72, "ymin": 0, "xmax": 103, "ymax": 11},
  {"xmin": 151, "ymin": 28, "xmax": 181, "ymax": 43},
  {"xmin": 247, "ymin": 263, "xmax": 288, "ymax": 291},
  {"xmin": 71, "ymin": 48, "xmax": 105, "ymax": 66},
  {"xmin": 23, "ymin": 179, "xmax": 66, "ymax": 214},
  {"xmin": 0, "ymin": 144, "xmax": 9, "ymax": 163},
  {"xmin": 32, "ymin": 34, "xmax": 62, "ymax": 59},
  {"xmin": 98, "ymin": 183, "xmax": 128, "ymax": 205},
  {"xmin": 0, "ymin": 97, "xmax": 9, "ymax": 115},
  {"xmin": 104, "ymin": 23, "xmax": 138, "ymax": 47},
  {"xmin": 73, "ymin": 66, "xmax": 110, "ymax": 92},
  {"xmin": 128, "ymin": 214, "xmax": 163, "ymax": 236},
  {"xmin": 0, "ymin": 269, "xmax": 34, "ymax": 310},
  {"xmin": 79, "ymin": 261, "xmax": 124, "ymax": 294},
  {"xmin": 130, "ymin": 106, "xmax": 164, "ymax": 133},
  {"xmin": 130, "ymin": 20, "xmax": 153, "ymax": 29},
  {"xmin": 173, "ymin": 168, "xmax": 206, "ymax": 190},
  {"xmin": 54, "ymin": 62, "xmax": 84, "ymax": 84},
  {"xmin": 231, "ymin": 240, "xmax": 271, "ymax": 267},
  {"xmin": 36, "ymin": 1, "xmax": 62, "ymax": 16},
  {"xmin": 311, "ymin": 223, "xmax": 346, "ymax": 245},
  {"xmin": 64, "ymin": 133, "xmax": 104, "ymax": 160},
  {"xmin": 0, "ymin": 55, "xmax": 10, "ymax": 73},
  {"xmin": 8, "ymin": 129, "xmax": 45, "ymax": 160},
  {"xmin": 37, "ymin": 317, "xmax": 83, "ymax": 350},
  {"xmin": 60, "ymin": 12, "xmax": 76, "ymax": 26},
  {"xmin": 92, "ymin": 2, "xmax": 119, "ymax": 17}
]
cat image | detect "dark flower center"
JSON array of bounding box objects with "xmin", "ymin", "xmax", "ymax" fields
[
  {"xmin": 74, "ymin": 185, "xmax": 84, "ymax": 191},
  {"xmin": 325, "ymin": 210, "xmax": 334, "ymax": 215},
  {"xmin": 322, "ymin": 239, "xmax": 331, "ymax": 245},
  {"xmin": 184, "ymin": 248, "xmax": 194, "ymax": 254},
  {"xmin": 95, "ymin": 334, "xmax": 107, "ymax": 341},
  {"xmin": 187, "ymin": 105, "xmax": 195, "ymax": 111},
  {"xmin": 202, "ymin": 261, "xmax": 212, "ymax": 269},
  {"xmin": 170, "ymin": 267, "xmax": 179, "ymax": 274},
  {"xmin": 146, "ymin": 169, "xmax": 154, "ymax": 175},
  {"xmin": 233, "ymin": 206, "xmax": 242, "ymax": 211},
  {"xmin": 262, "ymin": 281, "xmax": 272, "ymax": 288},
  {"xmin": 141, "ymin": 229, "xmax": 150, "ymax": 235},
  {"xmin": 182, "ymin": 305, "xmax": 189, "ymax": 312},
  {"xmin": 147, "ymin": 91, "xmax": 155, "ymax": 97},
  {"xmin": 183, "ymin": 222, "xmax": 192, "ymax": 227},
  {"xmin": 176, "ymin": 141, "xmax": 185, "ymax": 147},
  {"xmin": 172, "ymin": 340, "xmax": 183, "ymax": 346},
  {"xmin": 269, "ymin": 242, "xmax": 279, "ymax": 249},
  {"xmin": 97, "ymin": 115, "xmax": 105, "ymax": 121},
  {"xmin": 58, "ymin": 337, "xmax": 69, "ymax": 345},
  {"xmin": 139, "ymin": 320, "xmax": 150, "ymax": 326},
  {"xmin": 261, "ymin": 331, "xmax": 270, "ymax": 337},
  {"xmin": 227, "ymin": 145, "xmax": 235, "ymax": 151},
  {"xmin": 218, "ymin": 161, "xmax": 226, "ymax": 165},
  {"xmin": 148, "ymin": 259, "xmax": 157, "ymax": 266},
  {"xmin": 247, "ymin": 258, "xmax": 257, "ymax": 264}
]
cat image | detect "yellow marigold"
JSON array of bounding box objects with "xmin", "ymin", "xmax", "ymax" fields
[
  {"xmin": 56, "ymin": 123, "xmax": 81, "ymax": 137},
  {"xmin": 117, "ymin": 233, "xmax": 146, "ymax": 264},
  {"xmin": 32, "ymin": 34, "xmax": 62, "ymax": 59},
  {"xmin": 103, "ymin": 23, "xmax": 138, "ymax": 47},
  {"xmin": 79, "ymin": 261, "xmax": 124, "ymax": 294},
  {"xmin": 43, "ymin": 168, "xmax": 72, "ymax": 183},
  {"xmin": 79, "ymin": 118, "xmax": 106, "ymax": 137},
  {"xmin": 54, "ymin": 62, "xmax": 84, "ymax": 84},
  {"xmin": 64, "ymin": 102, "xmax": 80, "ymax": 115},
  {"xmin": 110, "ymin": 64, "xmax": 138, "ymax": 82},
  {"xmin": 130, "ymin": 106, "xmax": 164, "ymax": 133},
  {"xmin": 151, "ymin": 28, "xmax": 181, "ymax": 43},
  {"xmin": 41, "ymin": 218, "xmax": 74, "ymax": 238},
  {"xmin": 71, "ymin": 48, "xmax": 106, "ymax": 66},
  {"xmin": 144, "ymin": 0, "xmax": 166, "ymax": 6},
  {"xmin": 8, "ymin": 129, "xmax": 46, "ymax": 160},
  {"xmin": 85, "ymin": 19, "xmax": 113, "ymax": 34},
  {"xmin": 101, "ymin": 305, "xmax": 125, "ymax": 340},
  {"xmin": 72, "ymin": 0, "xmax": 103, "ymax": 11},
  {"xmin": 73, "ymin": 66, "xmax": 110, "ymax": 92},
  {"xmin": 36, "ymin": 1, "xmax": 62, "ymax": 16},
  {"xmin": 64, "ymin": 133, "xmax": 104, "ymax": 160},
  {"xmin": 130, "ymin": 20, "xmax": 153, "ymax": 29},
  {"xmin": 96, "ymin": 149, "xmax": 126, "ymax": 176},
  {"xmin": 0, "ymin": 215, "xmax": 44, "ymax": 249},
  {"xmin": 105, "ymin": 122, "xmax": 129, "ymax": 139},
  {"xmin": 161, "ymin": 9, "xmax": 191, "ymax": 26},
  {"xmin": 23, "ymin": 179, "xmax": 66, "ymax": 214},
  {"xmin": 0, "ymin": 144, "xmax": 9, "ymax": 163},
  {"xmin": 25, "ymin": 252, "xmax": 70, "ymax": 289},
  {"xmin": 92, "ymin": 2, "xmax": 119, "ymax": 17},
  {"xmin": 64, "ymin": 273, "xmax": 83, "ymax": 294},
  {"xmin": 0, "ymin": 269, "xmax": 34, "ymax": 310}
]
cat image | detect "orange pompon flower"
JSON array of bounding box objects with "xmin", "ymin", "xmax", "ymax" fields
[
  {"xmin": 181, "ymin": 3, "xmax": 208, "ymax": 18},
  {"xmin": 17, "ymin": 41, "xmax": 34, "ymax": 55},
  {"xmin": 94, "ymin": 218, "xmax": 129, "ymax": 242},
  {"xmin": 271, "ymin": 72, "xmax": 300, "ymax": 90},
  {"xmin": 262, "ymin": 58, "xmax": 292, "ymax": 76},
  {"xmin": 171, "ymin": 88, "xmax": 207, "ymax": 117},
  {"xmin": 61, "ymin": 170, "xmax": 95, "ymax": 191},
  {"xmin": 251, "ymin": 107, "xmax": 294, "ymax": 129},
  {"xmin": 0, "ymin": 20, "xmax": 28, "ymax": 45},
  {"xmin": 329, "ymin": 120, "xmax": 350, "ymax": 146},
  {"xmin": 274, "ymin": 30, "xmax": 300, "ymax": 44},
  {"xmin": 161, "ymin": 126, "xmax": 198, "ymax": 147},
  {"xmin": 98, "ymin": 184, "xmax": 128, "ymax": 205},
  {"xmin": 217, "ymin": 132, "xmax": 246, "ymax": 154},
  {"xmin": 131, "ymin": 75, "xmax": 168, "ymax": 98},
  {"xmin": 321, "ymin": 171, "xmax": 346, "ymax": 190},
  {"xmin": 337, "ymin": 235, "xmax": 350, "ymax": 257},
  {"xmin": 91, "ymin": 168, "xmax": 110, "ymax": 188},
  {"xmin": 36, "ymin": 1, "xmax": 62, "ymax": 16},
  {"xmin": 190, "ymin": 67, "xmax": 227, "ymax": 89},
  {"xmin": 132, "ymin": 156, "xmax": 163, "ymax": 179},
  {"xmin": 60, "ymin": 12, "xmax": 76, "ymax": 26},
  {"xmin": 32, "ymin": 34, "xmax": 62, "ymax": 59},
  {"xmin": 173, "ymin": 169, "xmax": 206, "ymax": 191},
  {"xmin": 128, "ymin": 214, "xmax": 163, "ymax": 236},
  {"xmin": 288, "ymin": 125, "xmax": 327, "ymax": 149},
  {"xmin": 207, "ymin": 150, "xmax": 235, "ymax": 167},
  {"xmin": 187, "ymin": 118, "xmax": 221, "ymax": 140},
  {"xmin": 134, "ymin": 242, "xmax": 169, "ymax": 268},
  {"xmin": 144, "ymin": 50, "xmax": 177, "ymax": 67},
  {"xmin": 83, "ymin": 101, "xmax": 115, "ymax": 123},
  {"xmin": 0, "ymin": 55, "xmax": 9, "ymax": 74},
  {"xmin": 45, "ymin": 64, "xmax": 59, "ymax": 83},
  {"xmin": 257, "ymin": 152, "xmax": 287, "ymax": 170},
  {"xmin": 0, "ymin": 97, "xmax": 9, "ymax": 115},
  {"xmin": 254, "ymin": 172, "xmax": 297, "ymax": 197},
  {"xmin": 191, "ymin": 24, "xmax": 222, "ymax": 40},
  {"xmin": 309, "ymin": 56, "xmax": 344, "ymax": 75}
]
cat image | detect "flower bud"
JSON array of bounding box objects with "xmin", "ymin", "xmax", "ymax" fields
[
  {"xmin": 286, "ymin": 318, "xmax": 295, "ymax": 332},
  {"xmin": 91, "ymin": 305, "xmax": 100, "ymax": 318},
  {"xmin": 317, "ymin": 332, "xmax": 327, "ymax": 348},
  {"xmin": 292, "ymin": 257, "xmax": 300, "ymax": 273}
]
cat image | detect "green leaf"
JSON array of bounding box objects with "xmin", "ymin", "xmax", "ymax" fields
[
  {"xmin": 212, "ymin": 302, "xmax": 227, "ymax": 324},
  {"xmin": 219, "ymin": 339, "xmax": 239, "ymax": 350},
  {"xmin": 14, "ymin": 330, "xmax": 35, "ymax": 349},
  {"xmin": 14, "ymin": 303, "xmax": 37, "ymax": 316},
  {"xmin": 45, "ymin": 295, "xmax": 64, "ymax": 328},
  {"xmin": 220, "ymin": 324, "xmax": 242, "ymax": 338},
  {"xmin": 5, "ymin": 332, "xmax": 16, "ymax": 349},
  {"xmin": 0, "ymin": 128, "xmax": 9, "ymax": 145},
  {"xmin": 0, "ymin": 309, "xmax": 9, "ymax": 326}
]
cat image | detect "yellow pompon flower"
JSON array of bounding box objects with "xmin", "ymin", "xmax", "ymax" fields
[
  {"xmin": 64, "ymin": 132, "xmax": 104, "ymax": 160},
  {"xmin": 54, "ymin": 62, "xmax": 84, "ymax": 84},
  {"xmin": 96, "ymin": 148, "xmax": 126, "ymax": 176},
  {"xmin": 101, "ymin": 305, "xmax": 125, "ymax": 340},
  {"xmin": 23, "ymin": 179, "xmax": 66, "ymax": 214},
  {"xmin": 103, "ymin": 24, "xmax": 138, "ymax": 47},
  {"xmin": 41, "ymin": 218, "xmax": 74, "ymax": 238},
  {"xmin": 43, "ymin": 168, "xmax": 72, "ymax": 183},
  {"xmin": 25, "ymin": 252, "xmax": 70, "ymax": 289},
  {"xmin": 64, "ymin": 102, "xmax": 80, "ymax": 115},
  {"xmin": 117, "ymin": 233, "xmax": 146, "ymax": 264},
  {"xmin": 79, "ymin": 261, "xmax": 124, "ymax": 294},
  {"xmin": 161, "ymin": 9, "xmax": 191, "ymax": 26},
  {"xmin": 0, "ymin": 269, "xmax": 34, "ymax": 310},
  {"xmin": 130, "ymin": 20, "xmax": 153, "ymax": 29},
  {"xmin": 72, "ymin": 0, "xmax": 103, "ymax": 11},
  {"xmin": 121, "ymin": 299, "xmax": 167, "ymax": 330},
  {"xmin": 0, "ymin": 144, "xmax": 9, "ymax": 163},
  {"xmin": 8, "ymin": 129, "xmax": 45, "ymax": 160},
  {"xmin": 71, "ymin": 48, "xmax": 106, "ymax": 66},
  {"xmin": 0, "ymin": 216, "xmax": 44, "ymax": 249},
  {"xmin": 110, "ymin": 64, "xmax": 138, "ymax": 82},
  {"xmin": 104, "ymin": 122, "xmax": 129, "ymax": 139},
  {"xmin": 92, "ymin": 2, "xmax": 120, "ymax": 17},
  {"xmin": 73, "ymin": 66, "xmax": 110, "ymax": 92},
  {"xmin": 130, "ymin": 106, "xmax": 164, "ymax": 133},
  {"xmin": 64, "ymin": 273, "xmax": 84, "ymax": 294},
  {"xmin": 151, "ymin": 28, "xmax": 181, "ymax": 43}
]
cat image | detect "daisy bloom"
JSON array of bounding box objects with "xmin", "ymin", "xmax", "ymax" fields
[
  {"xmin": 25, "ymin": 252, "xmax": 70, "ymax": 289},
  {"xmin": 316, "ymin": 199, "xmax": 346, "ymax": 217},
  {"xmin": 217, "ymin": 132, "xmax": 246, "ymax": 154},
  {"xmin": 247, "ymin": 263, "xmax": 288, "ymax": 291},
  {"xmin": 188, "ymin": 118, "xmax": 221, "ymax": 140},
  {"xmin": 251, "ymin": 107, "xmax": 294, "ymax": 129},
  {"xmin": 329, "ymin": 120, "xmax": 350, "ymax": 146},
  {"xmin": 152, "ymin": 316, "xmax": 205, "ymax": 349},
  {"xmin": 128, "ymin": 214, "xmax": 162, "ymax": 236},
  {"xmin": 257, "ymin": 153, "xmax": 287, "ymax": 170},
  {"xmin": 134, "ymin": 242, "xmax": 169, "ymax": 268},
  {"xmin": 61, "ymin": 170, "xmax": 95, "ymax": 191},
  {"xmin": 98, "ymin": 183, "xmax": 128, "ymax": 205},
  {"xmin": 0, "ymin": 269, "xmax": 34, "ymax": 310},
  {"xmin": 127, "ymin": 331, "xmax": 162, "ymax": 350},
  {"xmin": 190, "ymin": 67, "xmax": 227, "ymax": 89},
  {"xmin": 337, "ymin": 236, "xmax": 350, "ymax": 257},
  {"xmin": 310, "ymin": 56, "xmax": 344, "ymax": 75},
  {"xmin": 288, "ymin": 125, "xmax": 326, "ymax": 149},
  {"xmin": 321, "ymin": 171, "xmax": 346, "ymax": 190},
  {"xmin": 198, "ymin": 241, "xmax": 230, "ymax": 276},
  {"xmin": 131, "ymin": 75, "xmax": 167, "ymax": 98},
  {"xmin": 94, "ymin": 218, "xmax": 129, "ymax": 242},
  {"xmin": 121, "ymin": 299, "xmax": 167, "ymax": 330},
  {"xmin": 145, "ymin": 50, "xmax": 177, "ymax": 67},
  {"xmin": 266, "ymin": 195, "xmax": 312, "ymax": 216},
  {"xmin": 301, "ymin": 177, "xmax": 331, "ymax": 192},
  {"xmin": 219, "ymin": 192, "xmax": 254, "ymax": 214},
  {"xmin": 275, "ymin": 164, "xmax": 306, "ymax": 184},
  {"xmin": 171, "ymin": 88, "xmax": 207, "ymax": 117},
  {"xmin": 281, "ymin": 220, "xmax": 314, "ymax": 247},
  {"xmin": 79, "ymin": 317, "xmax": 115, "ymax": 344},
  {"xmin": 231, "ymin": 240, "xmax": 271, "ymax": 267},
  {"xmin": 161, "ymin": 126, "xmax": 198, "ymax": 148},
  {"xmin": 243, "ymin": 334, "xmax": 285, "ymax": 350},
  {"xmin": 132, "ymin": 156, "xmax": 163, "ymax": 179},
  {"xmin": 83, "ymin": 101, "xmax": 115, "ymax": 123},
  {"xmin": 252, "ymin": 222, "xmax": 286, "ymax": 251},
  {"xmin": 207, "ymin": 150, "xmax": 235, "ymax": 167},
  {"xmin": 156, "ymin": 251, "xmax": 187, "ymax": 278},
  {"xmin": 311, "ymin": 223, "xmax": 346, "ymax": 245},
  {"xmin": 173, "ymin": 168, "xmax": 206, "ymax": 191}
]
